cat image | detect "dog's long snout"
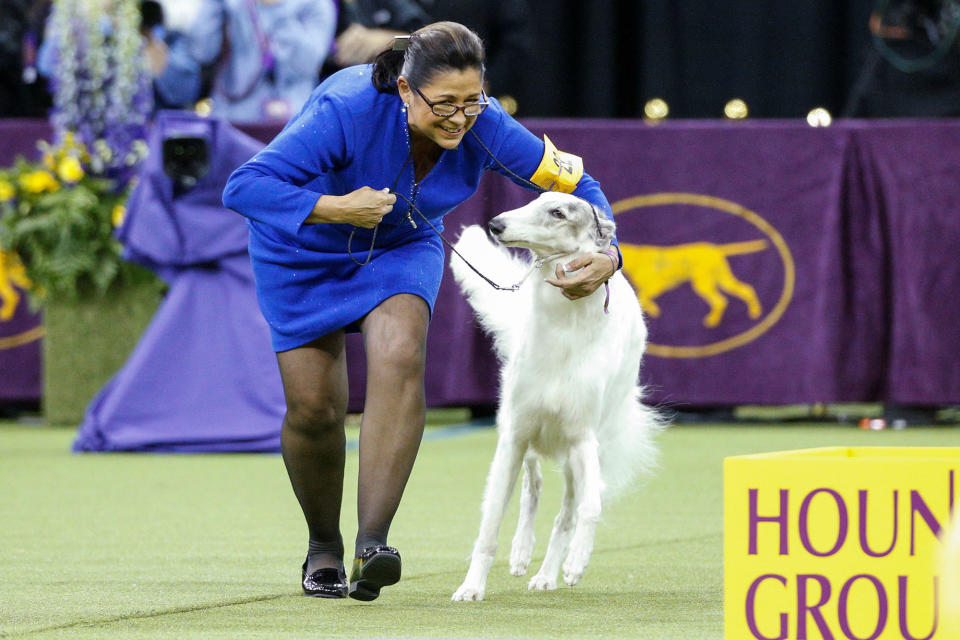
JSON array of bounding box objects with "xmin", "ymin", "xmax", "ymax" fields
[{"xmin": 487, "ymin": 217, "xmax": 505, "ymax": 236}]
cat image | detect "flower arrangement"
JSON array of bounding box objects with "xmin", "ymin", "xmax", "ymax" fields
[
  {"xmin": 0, "ymin": 133, "xmax": 150, "ymax": 302},
  {"xmin": 0, "ymin": 0, "xmax": 154, "ymax": 303},
  {"xmin": 48, "ymin": 0, "xmax": 153, "ymax": 182}
]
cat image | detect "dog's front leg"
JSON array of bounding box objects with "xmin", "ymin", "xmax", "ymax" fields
[
  {"xmin": 510, "ymin": 454, "xmax": 542, "ymax": 576},
  {"xmin": 528, "ymin": 461, "xmax": 576, "ymax": 590},
  {"xmin": 452, "ymin": 433, "xmax": 526, "ymax": 602},
  {"xmin": 562, "ymin": 433, "xmax": 603, "ymax": 586}
]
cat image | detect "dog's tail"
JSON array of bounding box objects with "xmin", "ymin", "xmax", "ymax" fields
[
  {"xmin": 598, "ymin": 387, "xmax": 668, "ymax": 500},
  {"xmin": 449, "ymin": 225, "xmax": 529, "ymax": 360}
]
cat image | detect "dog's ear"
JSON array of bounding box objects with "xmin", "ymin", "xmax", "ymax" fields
[{"xmin": 591, "ymin": 204, "xmax": 617, "ymax": 245}]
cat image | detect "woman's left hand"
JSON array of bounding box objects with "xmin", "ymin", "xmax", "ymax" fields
[{"xmin": 544, "ymin": 252, "xmax": 616, "ymax": 300}]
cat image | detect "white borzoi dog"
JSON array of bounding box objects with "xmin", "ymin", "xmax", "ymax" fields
[{"xmin": 450, "ymin": 191, "xmax": 663, "ymax": 602}]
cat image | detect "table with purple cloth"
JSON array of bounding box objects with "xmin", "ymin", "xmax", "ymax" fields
[{"xmin": 0, "ymin": 117, "xmax": 958, "ymax": 451}]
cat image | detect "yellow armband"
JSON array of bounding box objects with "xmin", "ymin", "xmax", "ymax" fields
[{"xmin": 529, "ymin": 135, "xmax": 583, "ymax": 193}]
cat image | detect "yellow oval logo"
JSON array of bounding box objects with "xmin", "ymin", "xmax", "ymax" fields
[
  {"xmin": 612, "ymin": 193, "xmax": 795, "ymax": 358},
  {"xmin": 0, "ymin": 249, "xmax": 43, "ymax": 350}
]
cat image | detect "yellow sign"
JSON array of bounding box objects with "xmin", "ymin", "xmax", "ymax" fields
[
  {"xmin": 529, "ymin": 134, "xmax": 583, "ymax": 193},
  {"xmin": 611, "ymin": 193, "xmax": 795, "ymax": 359},
  {"xmin": 724, "ymin": 447, "xmax": 958, "ymax": 639}
]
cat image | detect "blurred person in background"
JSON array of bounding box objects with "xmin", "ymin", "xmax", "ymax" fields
[
  {"xmin": 847, "ymin": 0, "xmax": 960, "ymax": 116},
  {"xmin": 319, "ymin": 0, "xmax": 431, "ymax": 80},
  {"xmin": 417, "ymin": 0, "xmax": 533, "ymax": 115},
  {"xmin": 155, "ymin": 0, "xmax": 204, "ymax": 35},
  {"xmin": 141, "ymin": 0, "xmax": 203, "ymax": 110},
  {"xmin": 186, "ymin": 0, "xmax": 336, "ymax": 123},
  {"xmin": 0, "ymin": 0, "xmax": 53, "ymax": 117},
  {"xmin": 321, "ymin": 0, "xmax": 534, "ymax": 115}
]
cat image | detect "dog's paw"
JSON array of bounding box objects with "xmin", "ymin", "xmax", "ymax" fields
[
  {"xmin": 509, "ymin": 538, "xmax": 533, "ymax": 576},
  {"xmin": 527, "ymin": 573, "xmax": 557, "ymax": 591},
  {"xmin": 452, "ymin": 582, "xmax": 485, "ymax": 602},
  {"xmin": 509, "ymin": 557, "xmax": 529, "ymax": 577},
  {"xmin": 562, "ymin": 542, "xmax": 593, "ymax": 586},
  {"xmin": 562, "ymin": 566, "xmax": 585, "ymax": 587},
  {"xmin": 562, "ymin": 552, "xmax": 590, "ymax": 586}
]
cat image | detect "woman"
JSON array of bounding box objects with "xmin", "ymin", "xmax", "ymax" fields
[
  {"xmin": 187, "ymin": 0, "xmax": 336, "ymax": 123},
  {"xmin": 222, "ymin": 21, "xmax": 621, "ymax": 601}
]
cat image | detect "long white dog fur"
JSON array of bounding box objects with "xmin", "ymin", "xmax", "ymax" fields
[{"xmin": 450, "ymin": 192, "xmax": 663, "ymax": 601}]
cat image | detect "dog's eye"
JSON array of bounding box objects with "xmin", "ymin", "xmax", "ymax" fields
[{"xmin": 549, "ymin": 208, "xmax": 565, "ymax": 219}]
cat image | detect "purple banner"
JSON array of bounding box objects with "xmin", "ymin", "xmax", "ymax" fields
[
  {"xmin": 2, "ymin": 118, "xmax": 959, "ymax": 419},
  {"xmin": 856, "ymin": 123, "xmax": 960, "ymax": 403},
  {"xmin": 0, "ymin": 120, "xmax": 48, "ymax": 403},
  {"xmin": 0, "ymin": 251, "xmax": 42, "ymax": 402}
]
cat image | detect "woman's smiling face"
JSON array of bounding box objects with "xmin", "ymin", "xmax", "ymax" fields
[{"xmin": 398, "ymin": 68, "xmax": 485, "ymax": 150}]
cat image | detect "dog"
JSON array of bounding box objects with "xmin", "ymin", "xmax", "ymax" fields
[
  {"xmin": 619, "ymin": 240, "xmax": 766, "ymax": 328},
  {"xmin": 449, "ymin": 191, "xmax": 663, "ymax": 602}
]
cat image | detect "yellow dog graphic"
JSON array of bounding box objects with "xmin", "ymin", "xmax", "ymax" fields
[
  {"xmin": 0, "ymin": 249, "xmax": 32, "ymax": 321},
  {"xmin": 620, "ymin": 240, "xmax": 767, "ymax": 328}
]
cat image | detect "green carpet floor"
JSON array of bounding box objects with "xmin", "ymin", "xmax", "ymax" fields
[{"xmin": 1, "ymin": 420, "xmax": 958, "ymax": 639}]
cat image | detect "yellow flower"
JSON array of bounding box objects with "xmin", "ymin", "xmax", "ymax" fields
[
  {"xmin": 112, "ymin": 204, "xmax": 126, "ymax": 228},
  {"xmin": 57, "ymin": 156, "xmax": 85, "ymax": 183},
  {"xmin": 43, "ymin": 153, "xmax": 56, "ymax": 170},
  {"xmin": 0, "ymin": 179, "xmax": 14, "ymax": 202},
  {"xmin": 19, "ymin": 170, "xmax": 59, "ymax": 194}
]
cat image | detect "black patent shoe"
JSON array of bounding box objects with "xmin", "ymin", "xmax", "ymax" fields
[
  {"xmin": 348, "ymin": 545, "xmax": 401, "ymax": 601},
  {"xmin": 301, "ymin": 560, "xmax": 348, "ymax": 598}
]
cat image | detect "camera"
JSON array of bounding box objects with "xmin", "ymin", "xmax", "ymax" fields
[{"xmin": 162, "ymin": 136, "xmax": 209, "ymax": 192}]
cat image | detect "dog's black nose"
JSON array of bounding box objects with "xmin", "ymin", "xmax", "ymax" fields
[{"xmin": 487, "ymin": 217, "xmax": 505, "ymax": 235}]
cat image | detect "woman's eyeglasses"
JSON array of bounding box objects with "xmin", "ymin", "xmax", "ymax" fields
[{"xmin": 413, "ymin": 86, "xmax": 489, "ymax": 117}]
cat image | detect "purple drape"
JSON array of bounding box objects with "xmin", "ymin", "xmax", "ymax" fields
[{"xmin": 72, "ymin": 112, "xmax": 287, "ymax": 452}]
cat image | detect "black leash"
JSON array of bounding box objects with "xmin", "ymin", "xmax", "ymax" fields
[{"xmin": 389, "ymin": 189, "xmax": 566, "ymax": 291}]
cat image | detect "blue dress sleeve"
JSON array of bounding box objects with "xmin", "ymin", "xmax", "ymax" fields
[
  {"xmin": 483, "ymin": 101, "xmax": 622, "ymax": 264},
  {"xmin": 222, "ymin": 94, "xmax": 354, "ymax": 237}
]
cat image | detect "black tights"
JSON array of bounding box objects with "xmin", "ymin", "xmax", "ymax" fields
[{"xmin": 277, "ymin": 295, "xmax": 428, "ymax": 574}]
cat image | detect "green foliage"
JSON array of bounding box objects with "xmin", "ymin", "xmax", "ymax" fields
[{"xmin": 0, "ymin": 135, "xmax": 152, "ymax": 302}]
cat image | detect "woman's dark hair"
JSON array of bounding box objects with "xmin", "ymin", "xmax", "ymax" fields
[{"xmin": 371, "ymin": 22, "xmax": 485, "ymax": 94}]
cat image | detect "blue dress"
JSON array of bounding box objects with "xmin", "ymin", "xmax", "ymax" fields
[{"xmin": 223, "ymin": 65, "xmax": 616, "ymax": 352}]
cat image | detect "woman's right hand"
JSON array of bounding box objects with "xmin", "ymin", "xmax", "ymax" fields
[{"xmin": 306, "ymin": 187, "xmax": 397, "ymax": 228}]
